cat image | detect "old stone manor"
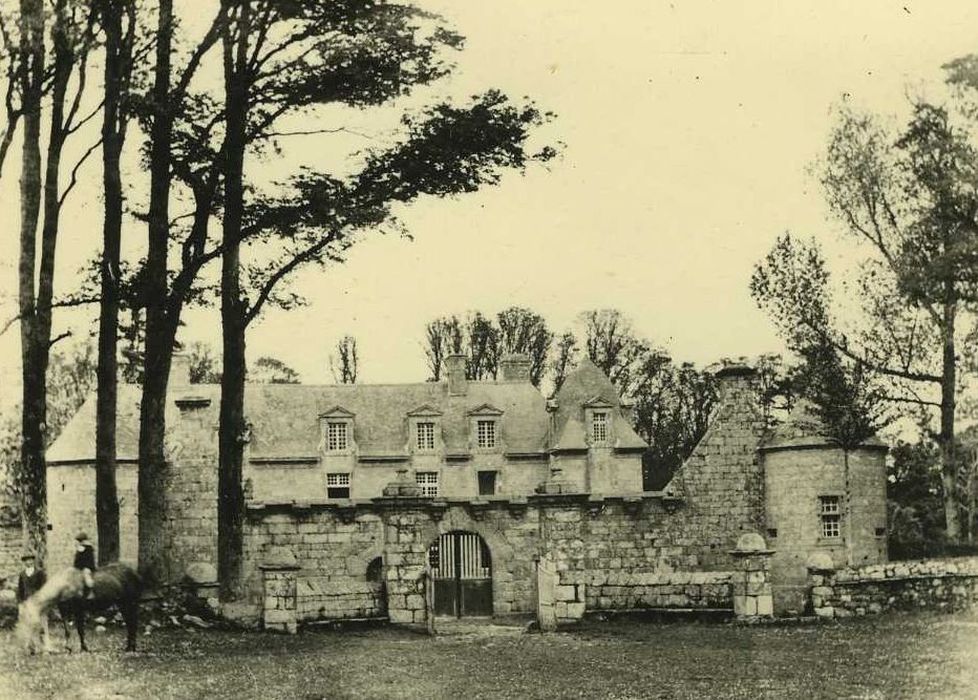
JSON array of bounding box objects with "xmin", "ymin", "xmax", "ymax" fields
[{"xmin": 43, "ymin": 352, "xmax": 888, "ymax": 628}]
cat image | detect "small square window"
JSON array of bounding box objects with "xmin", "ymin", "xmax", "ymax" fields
[
  {"xmin": 477, "ymin": 420, "xmax": 496, "ymax": 449},
  {"xmin": 327, "ymin": 473, "xmax": 350, "ymax": 499},
  {"xmin": 326, "ymin": 422, "xmax": 348, "ymax": 451},
  {"xmin": 416, "ymin": 471, "xmax": 439, "ymax": 497},
  {"xmin": 416, "ymin": 422, "xmax": 436, "ymax": 451},
  {"xmin": 819, "ymin": 496, "xmax": 841, "ymax": 539},
  {"xmin": 478, "ymin": 470, "xmax": 497, "ymax": 496},
  {"xmin": 592, "ymin": 412, "xmax": 608, "ymax": 444}
]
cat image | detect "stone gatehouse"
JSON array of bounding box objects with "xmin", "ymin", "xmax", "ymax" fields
[{"xmin": 42, "ymin": 354, "xmax": 889, "ymax": 626}]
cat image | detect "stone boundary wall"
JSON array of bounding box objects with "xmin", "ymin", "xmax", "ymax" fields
[
  {"xmin": 297, "ymin": 578, "xmax": 385, "ymax": 622},
  {"xmin": 809, "ymin": 557, "xmax": 978, "ymax": 618},
  {"xmin": 584, "ymin": 570, "xmax": 733, "ymax": 611},
  {"xmin": 0, "ymin": 522, "xmax": 20, "ymax": 595}
]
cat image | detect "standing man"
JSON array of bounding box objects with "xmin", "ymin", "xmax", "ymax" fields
[
  {"xmin": 16, "ymin": 553, "xmax": 45, "ymax": 603},
  {"xmin": 17, "ymin": 553, "xmax": 48, "ymax": 651}
]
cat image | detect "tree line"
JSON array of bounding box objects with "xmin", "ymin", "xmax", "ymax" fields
[{"xmin": 1, "ymin": 0, "xmax": 556, "ymax": 600}]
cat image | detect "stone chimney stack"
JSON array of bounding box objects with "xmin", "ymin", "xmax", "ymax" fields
[
  {"xmin": 500, "ymin": 353, "xmax": 532, "ymax": 382},
  {"xmin": 170, "ymin": 351, "xmax": 192, "ymax": 387},
  {"xmin": 715, "ymin": 360, "xmax": 757, "ymax": 405},
  {"xmin": 444, "ymin": 354, "xmax": 467, "ymax": 396}
]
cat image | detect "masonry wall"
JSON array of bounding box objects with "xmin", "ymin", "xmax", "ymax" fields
[
  {"xmin": 240, "ymin": 493, "xmax": 747, "ymax": 628},
  {"xmin": 764, "ymin": 445, "xmax": 888, "ymax": 614},
  {"xmin": 46, "ymin": 464, "xmax": 139, "ymax": 573},
  {"xmin": 0, "ymin": 507, "xmax": 20, "ymax": 592},
  {"xmin": 662, "ymin": 371, "xmax": 769, "ymax": 571},
  {"xmin": 810, "ymin": 557, "xmax": 978, "ymax": 618}
]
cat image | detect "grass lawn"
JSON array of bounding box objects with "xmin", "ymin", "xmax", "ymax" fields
[{"xmin": 1, "ymin": 612, "xmax": 977, "ymax": 700}]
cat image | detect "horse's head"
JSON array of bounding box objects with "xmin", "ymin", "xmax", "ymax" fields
[{"xmin": 15, "ymin": 601, "xmax": 42, "ymax": 654}]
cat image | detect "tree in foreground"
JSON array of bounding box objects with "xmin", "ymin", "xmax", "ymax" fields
[{"xmin": 208, "ymin": 0, "xmax": 555, "ymax": 599}]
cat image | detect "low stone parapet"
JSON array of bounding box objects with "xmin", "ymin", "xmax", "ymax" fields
[
  {"xmin": 808, "ymin": 556, "xmax": 978, "ymax": 619},
  {"xmin": 582, "ymin": 570, "xmax": 733, "ymax": 611}
]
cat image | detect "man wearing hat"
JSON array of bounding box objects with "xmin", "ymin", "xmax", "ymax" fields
[
  {"xmin": 73, "ymin": 532, "xmax": 96, "ymax": 599},
  {"xmin": 16, "ymin": 553, "xmax": 45, "ymax": 603},
  {"xmin": 17, "ymin": 552, "xmax": 49, "ymax": 651}
]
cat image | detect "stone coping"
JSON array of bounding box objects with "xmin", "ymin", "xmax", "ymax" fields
[{"xmin": 245, "ymin": 490, "xmax": 680, "ymax": 514}]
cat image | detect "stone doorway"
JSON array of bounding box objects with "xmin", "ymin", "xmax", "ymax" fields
[{"xmin": 428, "ymin": 531, "xmax": 493, "ymax": 617}]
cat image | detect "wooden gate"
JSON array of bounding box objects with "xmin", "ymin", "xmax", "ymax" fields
[{"xmin": 428, "ymin": 531, "xmax": 493, "ymax": 617}]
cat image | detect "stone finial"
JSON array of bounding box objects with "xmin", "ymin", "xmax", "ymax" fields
[
  {"xmin": 805, "ymin": 551, "xmax": 835, "ymax": 574},
  {"xmin": 734, "ymin": 532, "xmax": 767, "ymax": 553},
  {"xmin": 170, "ymin": 351, "xmax": 192, "ymax": 387},
  {"xmin": 382, "ymin": 467, "xmax": 423, "ymax": 498},
  {"xmin": 536, "ymin": 465, "xmax": 573, "ymax": 495}
]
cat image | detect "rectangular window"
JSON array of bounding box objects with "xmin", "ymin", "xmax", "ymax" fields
[
  {"xmin": 592, "ymin": 412, "xmax": 608, "ymax": 444},
  {"xmin": 416, "ymin": 422, "xmax": 436, "ymax": 451},
  {"xmin": 416, "ymin": 471, "xmax": 439, "ymax": 497},
  {"xmin": 819, "ymin": 496, "xmax": 841, "ymax": 539},
  {"xmin": 326, "ymin": 422, "xmax": 348, "ymax": 451},
  {"xmin": 478, "ymin": 470, "xmax": 497, "ymax": 496},
  {"xmin": 327, "ymin": 473, "xmax": 351, "ymax": 499},
  {"xmin": 476, "ymin": 420, "xmax": 496, "ymax": 449}
]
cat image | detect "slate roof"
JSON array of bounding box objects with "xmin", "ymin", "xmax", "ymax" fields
[
  {"xmin": 550, "ymin": 359, "xmax": 647, "ymax": 451},
  {"xmin": 761, "ymin": 400, "xmax": 886, "ymax": 451},
  {"xmin": 47, "ymin": 360, "xmax": 651, "ymax": 463},
  {"xmin": 47, "ymin": 378, "xmax": 550, "ymax": 463}
]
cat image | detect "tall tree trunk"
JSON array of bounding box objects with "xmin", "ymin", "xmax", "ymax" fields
[
  {"xmin": 138, "ymin": 0, "xmax": 174, "ymax": 586},
  {"xmin": 95, "ymin": 0, "xmax": 126, "ymax": 565},
  {"xmin": 17, "ymin": 0, "xmax": 46, "ymax": 561},
  {"xmin": 218, "ymin": 0, "xmax": 250, "ymax": 601},
  {"xmin": 939, "ymin": 297, "xmax": 959, "ymax": 542}
]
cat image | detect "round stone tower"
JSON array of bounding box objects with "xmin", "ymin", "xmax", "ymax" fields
[{"xmin": 759, "ymin": 402, "xmax": 888, "ymax": 615}]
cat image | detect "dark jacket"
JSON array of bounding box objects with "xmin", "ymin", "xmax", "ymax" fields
[
  {"xmin": 17, "ymin": 568, "xmax": 46, "ymax": 603},
  {"xmin": 73, "ymin": 545, "xmax": 96, "ymax": 571}
]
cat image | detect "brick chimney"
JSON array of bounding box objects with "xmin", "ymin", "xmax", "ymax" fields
[
  {"xmin": 500, "ymin": 353, "xmax": 532, "ymax": 382},
  {"xmin": 444, "ymin": 354, "xmax": 467, "ymax": 396}
]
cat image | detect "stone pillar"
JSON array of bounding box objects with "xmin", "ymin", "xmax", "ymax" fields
[
  {"xmin": 729, "ymin": 532, "xmax": 774, "ymax": 619},
  {"xmin": 260, "ymin": 558, "xmax": 300, "ymax": 634},
  {"xmin": 805, "ymin": 551, "xmax": 836, "ymax": 618},
  {"xmin": 536, "ymin": 555, "xmax": 558, "ymax": 632}
]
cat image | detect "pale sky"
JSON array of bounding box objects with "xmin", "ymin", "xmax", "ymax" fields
[{"xmin": 2, "ymin": 1, "xmax": 978, "ymax": 396}]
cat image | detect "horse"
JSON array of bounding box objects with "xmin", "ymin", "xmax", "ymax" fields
[{"xmin": 16, "ymin": 562, "xmax": 142, "ymax": 654}]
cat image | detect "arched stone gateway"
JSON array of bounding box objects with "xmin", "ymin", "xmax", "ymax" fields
[{"xmin": 428, "ymin": 531, "xmax": 493, "ymax": 617}]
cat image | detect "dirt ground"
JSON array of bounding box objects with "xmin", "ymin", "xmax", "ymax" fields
[{"xmin": 1, "ymin": 611, "xmax": 977, "ymax": 699}]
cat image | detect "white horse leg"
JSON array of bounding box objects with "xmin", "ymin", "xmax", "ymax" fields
[{"xmin": 40, "ymin": 613, "xmax": 51, "ymax": 654}]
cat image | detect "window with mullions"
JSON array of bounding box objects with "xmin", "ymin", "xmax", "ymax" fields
[
  {"xmin": 591, "ymin": 412, "xmax": 608, "ymax": 444},
  {"xmin": 416, "ymin": 422, "xmax": 436, "ymax": 451},
  {"xmin": 326, "ymin": 422, "xmax": 348, "ymax": 451},
  {"xmin": 819, "ymin": 495, "xmax": 841, "ymax": 539},
  {"xmin": 416, "ymin": 471, "xmax": 439, "ymax": 497},
  {"xmin": 476, "ymin": 420, "xmax": 496, "ymax": 449},
  {"xmin": 327, "ymin": 473, "xmax": 350, "ymax": 499}
]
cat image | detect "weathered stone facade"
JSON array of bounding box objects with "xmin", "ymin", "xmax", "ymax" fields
[
  {"xmin": 38, "ymin": 356, "xmax": 891, "ymax": 629},
  {"xmin": 0, "ymin": 501, "xmax": 21, "ymax": 596},
  {"xmin": 808, "ymin": 556, "xmax": 978, "ymax": 618},
  {"xmin": 763, "ymin": 407, "xmax": 888, "ymax": 614}
]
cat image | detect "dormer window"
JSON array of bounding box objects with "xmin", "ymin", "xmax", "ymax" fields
[
  {"xmin": 326, "ymin": 422, "xmax": 348, "ymax": 452},
  {"xmin": 592, "ymin": 412, "xmax": 608, "ymax": 444},
  {"xmin": 417, "ymin": 422, "xmax": 436, "ymax": 451},
  {"xmin": 467, "ymin": 403, "xmax": 504, "ymax": 452},
  {"xmin": 477, "ymin": 420, "xmax": 496, "ymax": 449},
  {"xmin": 319, "ymin": 406, "xmax": 355, "ymax": 455}
]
